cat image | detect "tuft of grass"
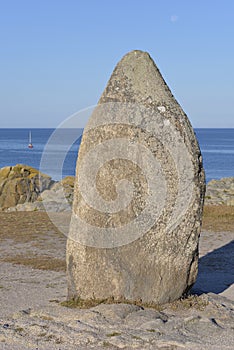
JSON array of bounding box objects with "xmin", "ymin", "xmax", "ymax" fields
[
  {"xmin": 61, "ymin": 294, "xmax": 208, "ymax": 312},
  {"xmin": 61, "ymin": 297, "xmax": 107, "ymax": 309},
  {"xmin": 167, "ymin": 295, "xmax": 209, "ymax": 311},
  {"xmin": 15, "ymin": 327, "xmax": 24, "ymax": 333},
  {"xmin": 106, "ymin": 332, "xmax": 121, "ymax": 337},
  {"xmin": 61, "ymin": 296, "xmax": 162, "ymax": 310},
  {"xmin": 132, "ymin": 335, "xmax": 142, "ymax": 340},
  {"xmin": 38, "ymin": 332, "xmax": 47, "ymax": 337},
  {"xmin": 202, "ymin": 205, "xmax": 234, "ymax": 232}
]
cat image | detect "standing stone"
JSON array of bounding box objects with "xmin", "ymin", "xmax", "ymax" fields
[{"xmin": 67, "ymin": 50, "xmax": 205, "ymax": 304}]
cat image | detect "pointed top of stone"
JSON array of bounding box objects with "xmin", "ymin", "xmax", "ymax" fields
[{"xmin": 99, "ymin": 50, "xmax": 177, "ymax": 108}]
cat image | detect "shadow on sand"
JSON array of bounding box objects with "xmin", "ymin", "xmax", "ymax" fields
[{"xmin": 192, "ymin": 240, "xmax": 234, "ymax": 295}]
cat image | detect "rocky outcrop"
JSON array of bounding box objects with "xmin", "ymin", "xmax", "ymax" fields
[
  {"xmin": 0, "ymin": 164, "xmax": 53, "ymax": 210},
  {"xmin": 1, "ymin": 293, "xmax": 234, "ymax": 349},
  {"xmin": 1, "ymin": 162, "xmax": 233, "ymax": 213},
  {"xmin": 67, "ymin": 50, "xmax": 205, "ymax": 304},
  {"xmin": 6, "ymin": 175, "xmax": 74, "ymax": 212},
  {"xmin": 205, "ymin": 177, "xmax": 234, "ymax": 205}
]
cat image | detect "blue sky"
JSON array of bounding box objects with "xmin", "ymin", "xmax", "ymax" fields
[{"xmin": 0, "ymin": 0, "xmax": 233, "ymax": 128}]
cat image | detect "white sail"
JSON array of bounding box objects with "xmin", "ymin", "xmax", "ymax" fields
[{"xmin": 28, "ymin": 131, "xmax": 33, "ymax": 148}]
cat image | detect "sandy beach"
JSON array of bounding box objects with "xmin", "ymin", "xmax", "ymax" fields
[{"xmin": 0, "ymin": 210, "xmax": 233, "ymax": 349}]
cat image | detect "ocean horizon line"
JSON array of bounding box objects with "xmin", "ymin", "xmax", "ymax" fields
[
  {"xmin": 0, "ymin": 127, "xmax": 234, "ymax": 130},
  {"xmin": 0, "ymin": 128, "xmax": 233, "ymax": 183}
]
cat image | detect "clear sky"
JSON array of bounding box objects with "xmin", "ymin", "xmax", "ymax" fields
[{"xmin": 0, "ymin": 0, "xmax": 233, "ymax": 128}]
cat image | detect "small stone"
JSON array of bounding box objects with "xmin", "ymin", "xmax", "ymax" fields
[{"xmin": 157, "ymin": 105, "xmax": 166, "ymax": 113}]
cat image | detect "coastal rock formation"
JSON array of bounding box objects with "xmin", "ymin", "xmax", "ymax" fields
[
  {"xmin": 6, "ymin": 175, "xmax": 74, "ymax": 212},
  {"xmin": 67, "ymin": 50, "xmax": 205, "ymax": 304},
  {"xmin": 205, "ymin": 177, "xmax": 234, "ymax": 206},
  {"xmin": 2, "ymin": 173, "xmax": 234, "ymax": 212},
  {"xmin": 0, "ymin": 164, "xmax": 53, "ymax": 210}
]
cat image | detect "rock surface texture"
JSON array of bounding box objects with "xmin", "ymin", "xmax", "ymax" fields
[
  {"xmin": 1, "ymin": 294, "xmax": 234, "ymax": 350},
  {"xmin": 1, "ymin": 173, "xmax": 74, "ymax": 212},
  {"xmin": 205, "ymin": 177, "xmax": 234, "ymax": 205},
  {"xmin": 0, "ymin": 164, "xmax": 53, "ymax": 210},
  {"xmin": 70, "ymin": 50, "xmax": 205, "ymax": 303}
]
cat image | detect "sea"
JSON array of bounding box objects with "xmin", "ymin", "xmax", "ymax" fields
[{"xmin": 0, "ymin": 128, "xmax": 233, "ymax": 183}]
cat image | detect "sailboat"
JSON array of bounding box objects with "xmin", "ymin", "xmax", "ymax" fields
[{"xmin": 28, "ymin": 131, "xmax": 33, "ymax": 149}]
